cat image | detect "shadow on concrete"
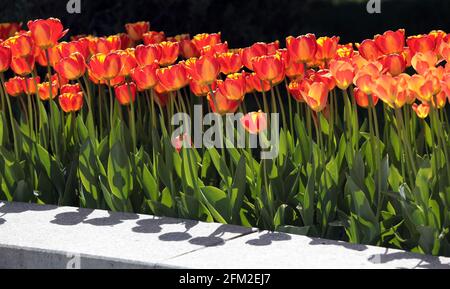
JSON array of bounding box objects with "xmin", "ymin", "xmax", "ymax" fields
[
  {"xmin": 0, "ymin": 218, "xmax": 5, "ymax": 225},
  {"xmin": 309, "ymin": 238, "xmax": 368, "ymax": 252},
  {"xmin": 368, "ymin": 248, "xmax": 450, "ymax": 269},
  {"xmin": 51, "ymin": 208, "xmax": 138, "ymax": 227},
  {"xmin": 245, "ymin": 232, "xmax": 291, "ymax": 246},
  {"xmin": 188, "ymin": 224, "xmax": 252, "ymax": 247},
  {"xmin": 0, "ymin": 202, "xmax": 57, "ymax": 214}
]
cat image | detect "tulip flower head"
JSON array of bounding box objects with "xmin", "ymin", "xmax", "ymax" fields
[
  {"xmin": 55, "ymin": 52, "xmax": 86, "ymax": 80},
  {"xmin": 143, "ymin": 31, "xmax": 166, "ymax": 45},
  {"xmin": 125, "ymin": 21, "xmax": 150, "ymax": 41},
  {"xmin": 303, "ymin": 81, "xmax": 329, "ymax": 112},
  {"xmin": 374, "ymin": 29, "xmax": 405, "ymax": 55},
  {"xmin": 156, "ymin": 63, "xmax": 189, "ymax": 92},
  {"xmin": 412, "ymin": 102, "xmax": 430, "ymax": 119},
  {"xmin": 4, "ymin": 76, "xmax": 24, "ymax": 96},
  {"xmin": 114, "ymin": 82, "xmax": 137, "ymax": 105},
  {"xmin": 286, "ymin": 34, "xmax": 317, "ymax": 63},
  {"xmin": 329, "ymin": 59, "xmax": 354, "ymax": 90},
  {"xmin": 88, "ymin": 52, "xmax": 122, "ymax": 81},
  {"xmin": 59, "ymin": 91, "xmax": 84, "ymax": 113},
  {"xmin": 27, "ymin": 18, "xmax": 67, "ymax": 49},
  {"xmin": 240, "ymin": 111, "xmax": 268, "ymax": 134},
  {"xmin": 0, "ymin": 44, "xmax": 11, "ymax": 72},
  {"xmin": 184, "ymin": 54, "xmax": 220, "ymax": 85},
  {"xmin": 37, "ymin": 81, "xmax": 58, "ymax": 100},
  {"xmin": 251, "ymin": 52, "xmax": 285, "ymax": 83}
]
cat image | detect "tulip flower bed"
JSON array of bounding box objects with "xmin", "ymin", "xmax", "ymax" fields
[{"xmin": 1, "ymin": 19, "xmax": 450, "ymax": 258}]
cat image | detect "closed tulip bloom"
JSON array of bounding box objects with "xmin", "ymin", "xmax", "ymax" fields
[
  {"xmin": 200, "ymin": 42, "xmax": 228, "ymax": 56},
  {"xmin": 159, "ymin": 41, "xmax": 180, "ymax": 66},
  {"xmin": 185, "ymin": 54, "xmax": 220, "ymax": 85},
  {"xmin": 4, "ymin": 76, "xmax": 24, "ymax": 96},
  {"xmin": 304, "ymin": 81, "xmax": 328, "ymax": 112},
  {"xmin": 192, "ymin": 33, "xmax": 221, "ymax": 51},
  {"xmin": 143, "ymin": 31, "xmax": 166, "ymax": 45},
  {"xmin": 380, "ymin": 53, "xmax": 406, "ymax": 76},
  {"xmin": 114, "ymin": 82, "xmax": 137, "ymax": 105},
  {"xmin": 407, "ymin": 34, "xmax": 436, "ymax": 54},
  {"xmin": 37, "ymin": 81, "xmax": 58, "ymax": 100},
  {"xmin": 357, "ymin": 39, "xmax": 382, "ymax": 61},
  {"xmin": 207, "ymin": 87, "xmax": 240, "ymax": 115},
  {"xmin": 246, "ymin": 72, "xmax": 271, "ymax": 93},
  {"xmin": 27, "ymin": 18, "xmax": 67, "ymax": 49},
  {"xmin": 412, "ymin": 102, "xmax": 430, "ymax": 119},
  {"xmin": 411, "ymin": 51, "xmax": 438, "ymax": 75},
  {"xmin": 89, "ymin": 35, "xmax": 121, "ymax": 54},
  {"xmin": 288, "ymin": 79, "xmax": 310, "ymax": 102},
  {"xmin": 21, "ymin": 76, "xmax": 40, "ymax": 95},
  {"xmin": 179, "ymin": 39, "xmax": 200, "ymax": 59},
  {"xmin": 6, "ymin": 34, "xmax": 35, "ymax": 57},
  {"xmin": 374, "ymin": 29, "xmax": 405, "ymax": 55},
  {"xmin": 125, "ymin": 21, "xmax": 150, "ymax": 41},
  {"xmin": 117, "ymin": 33, "xmax": 133, "ymax": 50},
  {"xmin": 240, "ymin": 42, "xmax": 268, "ymax": 70},
  {"xmin": 240, "ymin": 111, "xmax": 267, "ymax": 134},
  {"xmin": 218, "ymin": 72, "xmax": 246, "ymax": 101},
  {"xmin": 60, "ymin": 83, "xmax": 82, "ymax": 94},
  {"xmin": 156, "ymin": 63, "xmax": 189, "ymax": 92},
  {"xmin": 88, "ymin": 52, "xmax": 122, "ymax": 81},
  {"xmin": 11, "ymin": 55, "xmax": 35, "ymax": 76},
  {"xmin": 286, "ymin": 34, "xmax": 317, "ymax": 63},
  {"xmin": 55, "ymin": 52, "xmax": 86, "ymax": 80},
  {"xmin": 0, "ymin": 45, "xmax": 11, "ymax": 72},
  {"xmin": 60, "ymin": 39, "xmax": 90, "ymax": 59},
  {"xmin": 252, "ymin": 52, "xmax": 284, "ymax": 82},
  {"xmin": 135, "ymin": 44, "xmax": 161, "ymax": 67},
  {"xmin": 353, "ymin": 87, "xmax": 378, "ymax": 108},
  {"xmin": 329, "ymin": 59, "xmax": 354, "ymax": 90},
  {"xmin": 131, "ymin": 63, "xmax": 158, "ymax": 91},
  {"xmin": 117, "ymin": 49, "xmax": 137, "ymax": 77},
  {"xmin": 59, "ymin": 92, "xmax": 84, "ymax": 112},
  {"xmin": 315, "ymin": 36, "xmax": 340, "ymax": 62},
  {"xmin": 217, "ymin": 52, "xmax": 242, "ymax": 75}
]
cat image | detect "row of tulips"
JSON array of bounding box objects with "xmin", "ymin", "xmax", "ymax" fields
[{"xmin": 1, "ymin": 19, "xmax": 450, "ymax": 257}]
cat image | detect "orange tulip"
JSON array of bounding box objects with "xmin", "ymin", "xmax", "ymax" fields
[
  {"xmin": 135, "ymin": 44, "xmax": 161, "ymax": 67},
  {"xmin": 353, "ymin": 87, "xmax": 378, "ymax": 108},
  {"xmin": 158, "ymin": 41, "xmax": 180, "ymax": 66},
  {"xmin": 156, "ymin": 63, "xmax": 189, "ymax": 92},
  {"xmin": 432, "ymin": 91, "xmax": 446, "ymax": 109},
  {"xmin": 329, "ymin": 59, "xmax": 354, "ymax": 90},
  {"xmin": 52, "ymin": 73, "xmax": 69, "ymax": 88},
  {"xmin": 117, "ymin": 33, "xmax": 133, "ymax": 50},
  {"xmin": 21, "ymin": 76, "xmax": 40, "ymax": 95},
  {"xmin": 114, "ymin": 82, "xmax": 137, "ymax": 105},
  {"xmin": 353, "ymin": 62, "xmax": 383, "ymax": 95},
  {"xmin": 59, "ymin": 92, "xmax": 83, "ymax": 112},
  {"xmin": 288, "ymin": 79, "xmax": 310, "ymax": 102},
  {"xmin": 407, "ymin": 74, "xmax": 435, "ymax": 103},
  {"xmin": 55, "ymin": 52, "xmax": 86, "ymax": 80},
  {"xmin": 286, "ymin": 34, "xmax": 317, "ymax": 63},
  {"xmin": 89, "ymin": 35, "xmax": 121, "ymax": 54},
  {"xmin": 407, "ymin": 34, "xmax": 436, "ymax": 54},
  {"xmin": 441, "ymin": 74, "xmax": 450, "ymax": 98},
  {"xmin": 179, "ymin": 39, "xmax": 199, "ymax": 59},
  {"xmin": 336, "ymin": 43, "xmax": 354, "ymax": 59},
  {"xmin": 252, "ymin": 52, "xmax": 284, "ymax": 83},
  {"xmin": 411, "ymin": 51, "xmax": 438, "ymax": 75},
  {"xmin": 184, "ymin": 55, "xmax": 220, "ymax": 85},
  {"xmin": 308, "ymin": 69, "xmax": 336, "ymax": 91},
  {"xmin": 125, "ymin": 21, "xmax": 150, "ymax": 41},
  {"xmin": 374, "ymin": 29, "xmax": 405, "ymax": 55},
  {"xmin": 190, "ymin": 80, "xmax": 213, "ymax": 97},
  {"xmin": 303, "ymin": 81, "xmax": 328, "ymax": 112},
  {"xmin": 246, "ymin": 72, "xmax": 271, "ymax": 93},
  {"xmin": 200, "ymin": 42, "xmax": 228, "ymax": 56},
  {"xmin": 143, "ymin": 31, "xmax": 166, "ymax": 45},
  {"xmin": 27, "ymin": 18, "xmax": 67, "ymax": 49},
  {"xmin": 35, "ymin": 45, "xmax": 62, "ymax": 67},
  {"xmin": 131, "ymin": 63, "xmax": 158, "ymax": 91},
  {"xmin": 60, "ymin": 83, "xmax": 82, "ymax": 94},
  {"xmin": 0, "ymin": 45, "xmax": 11, "ymax": 72},
  {"xmin": 380, "ymin": 53, "xmax": 406, "ymax": 76},
  {"xmin": 0, "ymin": 22, "xmax": 22, "ymax": 41},
  {"xmin": 315, "ymin": 36, "xmax": 340, "ymax": 62},
  {"xmin": 216, "ymin": 52, "xmax": 242, "ymax": 75},
  {"xmin": 88, "ymin": 52, "xmax": 122, "ymax": 81},
  {"xmin": 207, "ymin": 87, "xmax": 240, "ymax": 115},
  {"xmin": 357, "ymin": 39, "xmax": 382, "ymax": 61},
  {"xmin": 192, "ymin": 33, "xmax": 221, "ymax": 51},
  {"xmin": 240, "ymin": 111, "xmax": 267, "ymax": 134},
  {"xmin": 218, "ymin": 72, "xmax": 246, "ymax": 101},
  {"xmin": 240, "ymin": 42, "xmax": 269, "ymax": 70},
  {"xmin": 10, "ymin": 55, "xmax": 35, "ymax": 76},
  {"xmin": 4, "ymin": 76, "xmax": 24, "ymax": 96},
  {"xmin": 37, "ymin": 81, "xmax": 58, "ymax": 100},
  {"xmin": 438, "ymin": 41, "xmax": 450, "ymax": 62},
  {"xmin": 371, "ymin": 75, "xmax": 407, "ymax": 108},
  {"xmin": 60, "ymin": 39, "xmax": 90, "ymax": 59},
  {"xmin": 412, "ymin": 102, "xmax": 430, "ymax": 119},
  {"xmin": 117, "ymin": 49, "xmax": 137, "ymax": 77},
  {"xmin": 5, "ymin": 34, "xmax": 35, "ymax": 57}
]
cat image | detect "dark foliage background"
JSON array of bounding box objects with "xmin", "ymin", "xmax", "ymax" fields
[{"xmin": 1, "ymin": 0, "xmax": 449, "ymax": 47}]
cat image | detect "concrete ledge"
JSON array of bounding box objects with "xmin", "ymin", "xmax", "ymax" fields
[{"xmin": 0, "ymin": 201, "xmax": 449, "ymax": 269}]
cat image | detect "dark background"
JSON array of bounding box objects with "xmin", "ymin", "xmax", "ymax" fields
[{"xmin": 1, "ymin": 0, "xmax": 449, "ymax": 47}]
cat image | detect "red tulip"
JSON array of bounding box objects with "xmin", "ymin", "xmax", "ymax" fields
[
  {"xmin": 59, "ymin": 92, "xmax": 84, "ymax": 112},
  {"xmin": 159, "ymin": 41, "xmax": 180, "ymax": 66},
  {"xmin": 207, "ymin": 87, "xmax": 240, "ymax": 115},
  {"xmin": 10, "ymin": 55, "xmax": 35, "ymax": 76},
  {"xmin": 252, "ymin": 52, "xmax": 284, "ymax": 83},
  {"xmin": 412, "ymin": 102, "xmax": 430, "ymax": 119},
  {"xmin": 192, "ymin": 33, "xmax": 221, "ymax": 51},
  {"xmin": 89, "ymin": 35, "xmax": 121, "ymax": 54},
  {"xmin": 55, "ymin": 52, "xmax": 86, "ymax": 80},
  {"xmin": 357, "ymin": 39, "xmax": 382, "ymax": 61},
  {"xmin": 88, "ymin": 52, "xmax": 122, "ymax": 81},
  {"xmin": 315, "ymin": 36, "xmax": 340, "ymax": 62},
  {"xmin": 380, "ymin": 53, "xmax": 406, "ymax": 76},
  {"xmin": 329, "ymin": 59, "xmax": 355, "ymax": 90},
  {"xmin": 0, "ymin": 44, "xmax": 11, "ymax": 72},
  {"xmin": 60, "ymin": 83, "xmax": 82, "ymax": 94},
  {"xmin": 0, "ymin": 22, "xmax": 22, "ymax": 41},
  {"xmin": 374, "ymin": 29, "xmax": 405, "ymax": 55},
  {"xmin": 286, "ymin": 34, "xmax": 317, "ymax": 63},
  {"xmin": 135, "ymin": 44, "xmax": 161, "ymax": 67},
  {"xmin": 179, "ymin": 39, "xmax": 199, "ymax": 59},
  {"xmin": 4, "ymin": 76, "xmax": 24, "ymax": 96},
  {"xmin": 5, "ymin": 33, "xmax": 35, "ymax": 57},
  {"xmin": 184, "ymin": 55, "xmax": 220, "ymax": 85},
  {"xmin": 125, "ymin": 21, "xmax": 150, "ymax": 41},
  {"xmin": 37, "ymin": 81, "xmax": 58, "ymax": 100},
  {"xmin": 131, "ymin": 63, "xmax": 158, "ymax": 91},
  {"xmin": 117, "ymin": 49, "xmax": 137, "ymax": 77},
  {"xmin": 240, "ymin": 42, "xmax": 268, "ymax": 70},
  {"xmin": 354, "ymin": 87, "xmax": 378, "ymax": 108},
  {"xmin": 143, "ymin": 31, "xmax": 166, "ymax": 45},
  {"xmin": 156, "ymin": 63, "xmax": 189, "ymax": 92},
  {"xmin": 218, "ymin": 72, "xmax": 246, "ymax": 101},
  {"xmin": 217, "ymin": 52, "xmax": 242, "ymax": 75},
  {"xmin": 407, "ymin": 34, "xmax": 436, "ymax": 54},
  {"xmin": 411, "ymin": 51, "xmax": 438, "ymax": 75},
  {"xmin": 114, "ymin": 82, "xmax": 137, "ymax": 105}
]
